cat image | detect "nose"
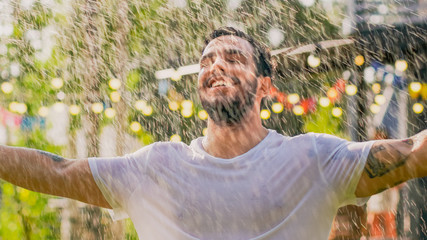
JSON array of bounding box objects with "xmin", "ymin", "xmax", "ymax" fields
[{"xmin": 210, "ymin": 56, "xmax": 226, "ymax": 74}]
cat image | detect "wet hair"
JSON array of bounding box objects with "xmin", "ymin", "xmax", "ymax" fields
[{"xmin": 203, "ymin": 27, "xmax": 274, "ymax": 79}]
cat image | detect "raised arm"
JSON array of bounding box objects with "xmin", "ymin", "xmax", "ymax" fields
[
  {"xmin": 355, "ymin": 130, "xmax": 427, "ymax": 197},
  {"xmin": 0, "ymin": 145, "xmax": 111, "ymax": 209}
]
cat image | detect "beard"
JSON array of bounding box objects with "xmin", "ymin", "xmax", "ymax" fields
[{"xmin": 199, "ymin": 76, "xmax": 258, "ymax": 126}]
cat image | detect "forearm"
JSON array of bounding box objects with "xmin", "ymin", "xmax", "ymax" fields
[
  {"xmin": 0, "ymin": 145, "xmax": 69, "ymax": 196},
  {"xmin": 408, "ymin": 130, "xmax": 427, "ymax": 178}
]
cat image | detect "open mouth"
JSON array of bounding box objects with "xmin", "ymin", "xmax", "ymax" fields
[{"xmin": 207, "ymin": 77, "xmax": 235, "ymax": 89}]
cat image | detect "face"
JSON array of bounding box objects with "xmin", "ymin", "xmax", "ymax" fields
[{"xmin": 198, "ymin": 35, "xmax": 261, "ymax": 125}]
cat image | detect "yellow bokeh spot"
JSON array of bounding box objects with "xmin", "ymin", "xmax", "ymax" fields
[
  {"xmin": 69, "ymin": 105, "xmax": 81, "ymax": 115},
  {"xmin": 1, "ymin": 82, "xmax": 13, "ymax": 94},
  {"xmin": 181, "ymin": 100, "xmax": 193, "ymax": 109},
  {"xmin": 354, "ymin": 55, "xmax": 364, "ymax": 66},
  {"xmin": 38, "ymin": 106, "xmax": 49, "ymax": 117},
  {"xmin": 169, "ymin": 101, "xmax": 179, "ymax": 111},
  {"xmin": 104, "ymin": 108, "xmax": 116, "ymax": 118},
  {"xmin": 395, "ymin": 60, "xmax": 408, "ymax": 72},
  {"xmin": 202, "ymin": 128, "xmax": 208, "ymax": 136},
  {"xmin": 91, "ymin": 102, "xmax": 104, "ymax": 114},
  {"xmin": 134, "ymin": 100, "xmax": 147, "ymax": 111},
  {"xmin": 260, "ymin": 109, "xmax": 271, "ymax": 119},
  {"xmin": 109, "ymin": 78, "xmax": 121, "ymax": 90},
  {"xmin": 293, "ymin": 105, "xmax": 304, "ymax": 115},
  {"xmin": 141, "ymin": 105, "xmax": 153, "ymax": 116},
  {"xmin": 198, "ymin": 110, "xmax": 208, "ymax": 120},
  {"xmin": 345, "ymin": 84, "xmax": 358, "ymax": 96},
  {"xmin": 319, "ymin": 97, "xmax": 330, "ymax": 107},
  {"xmin": 374, "ymin": 94, "xmax": 386, "ymax": 105},
  {"xmin": 331, "ymin": 107, "xmax": 342, "ymax": 117},
  {"xmin": 307, "ymin": 54, "xmax": 320, "ymax": 68},
  {"xmin": 51, "ymin": 78, "xmax": 64, "ymax": 89},
  {"xmin": 409, "ymin": 82, "xmax": 422, "ymax": 93},
  {"xmin": 271, "ymin": 102, "xmax": 284, "ymax": 113},
  {"xmin": 370, "ymin": 104, "xmax": 381, "ymax": 114},
  {"xmin": 171, "ymin": 71, "xmax": 182, "ymax": 81},
  {"xmin": 110, "ymin": 91, "xmax": 121, "ymax": 103},
  {"xmin": 287, "ymin": 93, "xmax": 300, "ymax": 104},
  {"xmin": 327, "ymin": 88, "xmax": 338, "ymax": 99},
  {"xmin": 130, "ymin": 121, "xmax": 142, "ymax": 132},
  {"xmin": 181, "ymin": 107, "xmax": 193, "ymax": 118},
  {"xmin": 170, "ymin": 134, "xmax": 182, "ymax": 142},
  {"xmin": 372, "ymin": 83, "xmax": 381, "ymax": 94},
  {"xmin": 413, "ymin": 103, "xmax": 424, "ymax": 114}
]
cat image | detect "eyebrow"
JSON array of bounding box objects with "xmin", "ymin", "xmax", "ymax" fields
[{"xmin": 200, "ymin": 48, "xmax": 248, "ymax": 62}]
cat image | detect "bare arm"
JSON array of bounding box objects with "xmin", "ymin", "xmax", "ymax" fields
[
  {"xmin": 0, "ymin": 145, "xmax": 111, "ymax": 209},
  {"xmin": 355, "ymin": 130, "xmax": 427, "ymax": 197}
]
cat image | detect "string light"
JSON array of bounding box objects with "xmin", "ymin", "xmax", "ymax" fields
[
  {"xmin": 395, "ymin": 60, "xmax": 408, "ymax": 72},
  {"xmin": 293, "ymin": 105, "xmax": 304, "ymax": 115},
  {"xmin": 198, "ymin": 110, "xmax": 208, "ymax": 120},
  {"xmin": 319, "ymin": 97, "xmax": 330, "ymax": 107},
  {"xmin": 287, "ymin": 94, "xmax": 300, "ymax": 104},
  {"xmin": 1, "ymin": 82, "xmax": 13, "ymax": 94},
  {"xmin": 38, "ymin": 106, "xmax": 49, "ymax": 117},
  {"xmin": 374, "ymin": 94, "xmax": 386, "ymax": 105},
  {"xmin": 91, "ymin": 102, "xmax": 104, "ymax": 114},
  {"xmin": 181, "ymin": 107, "xmax": 193, "ymax": 118},
  {"xmin": 110, "ymin": 91, "xmax": 121, "ymax": 103},
  {"xmin": 134, "ymin": 100, "xmax": 147, "ymax": 111},
  {"xmin": 413, "ymin": 103, "xmax": 424, "ymax": 114},
  {"xmin": 331, "ymin": 107, "xmax": 342, "ymax": 117},
  {"xmin": 51, "ymin": 78, "xmax": 64, "ymax": 89},
  {"xmin": 372, "ymin": 83, "xmax": 381, "ymax": 94},
  {"xmin": 130, "ymin": 121, "xmax": 142, "ymax": 132},
  {"xmin": 370, "ymin": 104, "xmax": 381, "ymax": 114},
  {"xmin": 109, "ymin": 78, "xmax": 121, "ymax": 90},
  {"xmin": 260, "ymin": 109, "xmax": 271, "ymax": 119},
  {"xmin": 104, "ymin": 108, "xmax": 116, "ymax": 118},
  {"xmin": 181, "ymin": 100, "xmax": 193, "ymax": 109},
  {"xmin": 169, "ymin": 101, "xmax": 179, "ymax": 111},
  {"xmin": 170, "ymin": 134, "xmax": 181, "ymax": 142},
  {"xmin": 69, "ymin": 105, "xmax": 81, "ymax": 115},
  {"xmin": 409, "ymin": 82, "xmax": 422, "ymax": 93},
  {"xmin": 307, "ymin": 54, "xmax": 320, "ymax": 68},
  {"xmin": 16, "ymin": 102, "xmax": 28, "ymax": 114},
  {"xmin": 272, "ymin": 102, "xmax": 284, "ymax": 113},
  {"xmin": 345, "ymin": 84, "xmax": 357, "ymax": 96},
  {"xmin": 141, "ymin": 105, "xmax": 153, "ymax": 116},
  {"xmin": 354, "ymin": 55, "xmax": 364, "ymax": 66}
]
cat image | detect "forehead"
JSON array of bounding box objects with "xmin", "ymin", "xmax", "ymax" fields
[{"xmin": 202, "ymin": 35, "xmax": 254, "ymax": 57}]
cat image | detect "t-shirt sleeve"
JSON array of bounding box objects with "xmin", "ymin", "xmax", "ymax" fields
[
  {"xmin": 88, "ymin": 145, "xmax": 153, "ymax": 221},
  {"xmin": 312, "ymin": 133, "xmax": 375, "ymax": 206}
]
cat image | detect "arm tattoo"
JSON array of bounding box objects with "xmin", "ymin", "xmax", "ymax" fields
[
  {"xmin": 364, "ymin": 140, "xmax": 410, "ymax": 178},
  {"xmin": 37, "ymin": 150, "xmax": 64, "ymax": 162}
]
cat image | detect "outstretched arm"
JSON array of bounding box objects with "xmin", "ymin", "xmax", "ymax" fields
[
  {"xmin": 355, "ymin": 130, "xmax": 427, "ymax": 197},
  {"xmin": 0, "ymin": 145, "xmax": 111, "ymax": 208}
]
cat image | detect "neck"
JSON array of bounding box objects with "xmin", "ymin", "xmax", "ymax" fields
[{"xmin": 203, "ymin": 109, "xmax": 268, "ymax": 159}]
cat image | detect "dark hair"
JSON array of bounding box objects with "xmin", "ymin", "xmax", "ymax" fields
[{"xmin": 203, "ymin": 27, "xmax": 274, "ymax": 79}]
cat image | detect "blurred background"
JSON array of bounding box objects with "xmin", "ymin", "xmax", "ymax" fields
[{"xmin": 0, "ymin": 0, "xmax": 426, "ymax": 239}]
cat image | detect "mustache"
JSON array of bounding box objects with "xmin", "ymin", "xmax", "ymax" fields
[{"xmin": 203, "ymin": 74, "xmax": 241, "ymax": 88}]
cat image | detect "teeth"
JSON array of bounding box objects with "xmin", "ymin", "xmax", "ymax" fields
[{"xmin": 211, "ymin": 81, "xmax": 232, "ymax": 88}]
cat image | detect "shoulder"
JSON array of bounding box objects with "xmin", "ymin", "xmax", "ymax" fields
[{"xmin": 132, "ymin": 141, "xmax": 190, "ymax": 158}]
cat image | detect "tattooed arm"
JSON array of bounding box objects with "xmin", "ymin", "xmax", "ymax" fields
[
  {"xmin": 0, "ymin": 145, "xmax": 111, "ymax": 208},
  {"xmin": 355, "ymin": 130, "xmax": 427, "ymax": 197}
]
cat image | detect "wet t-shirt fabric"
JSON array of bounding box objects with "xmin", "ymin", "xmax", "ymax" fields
[{"xmin": 88, "ymin": 129, "xmax": 374, "ymax": 240}]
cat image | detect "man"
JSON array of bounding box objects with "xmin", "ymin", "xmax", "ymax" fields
[{"xmin": 0, "ymin": 27, "xmax": 426, "ymax": 239}]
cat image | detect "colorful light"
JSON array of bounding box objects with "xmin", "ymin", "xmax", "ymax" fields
[
  {"xmin": 374, "ymin": 94, "xmax": 386, "ymax": 105},
  {"xmin": 38, "ymin": 106, "xmax": 49, "ymax": 117},
  {"xmin": 293, "ymin": 105, "xmax": 304, "ymax": 115},
  {"xmin": 409, "ymin": 82, "xmax": 422, "ymax": 93},
  {"xmin": 130, "ymin": 121, "xmax": 142, "ymax": 132},
  {"xmin": 91, "ymin": 102, "xmax": 104, "ymax": 114},
  {"xmin": 181, "ymin": 100, "xmax": 193, "ymax": 109},
  {"xmin": 134, "ymin": 100, "xmax": 147, "ymax": 111},
  {"xmin": 327, "ymin": 88, "xmax": 338, "ymax": 100},
  {"xmin": 69, "ymin": 105, "xmax": 81, "ymax": 115},
  {"xmin": 370, "ymin": 104, "xmax": 381, "ymax": 114},
  {"xmin": 331, "ymin": 107, "xmax": 342, "ymax": 117},
  {"xmin": 413, "ymin": 103, "xmax": 424, "ymax": 114},
  {"xmin": 345, "ymin": 84, "xmax": 357, "ymax": 96},
  {"xmin": 104, "ymin": 108, "xmax": 116, "ymax": 118},
  {"xmin": 169, "ymin": 101, "xmax": 179, "ymax": 111},
  {"xmin": 109, "ymin": 78, "xmax": 121, "ymax": 90},
  {"xmin": 372, "ymin": 83, "xmax": 381, "ymax": 94},
  {"xmin": 170, "ymin": 71, "xmax": 182, "ymax": 81},
  {"xmin": 170, "ymin": 134, "xmax": 182, "ymax": 142},
  {"xmin": 15, "ymin": 102, "xmax": 27, "ymax": 114},
  {"xmin": 181, "ymin": 107, "xmax": 193, "ymax": 118},
  {"xmin": 51, "ymin": 78, "xmax": 64, "ymax": 89},
  {"xmin": 271, "ymin": 102, "xmax": 284, "ymax": 113},
  {"xmin": 110, "ymin": 91, "xmax": 121, "ymax": 103},
  {"xmin": 202, "ymin": 128, "xmax": 208, "ymax": 136},
  {"xmin": 260, "ymin": 109, "xmax": 271, "ymax": 119},
  {"xmin": 141, "ymin": 105, "xmax": 153, "ymax": 116},
  {"xmin": 1, "ymin": 82, "xmax": 13, "ymax": 94},
  {"xmin": 307, "ymin": 54, "xmax": 320, "ymax": 68},
  {"xmin": 354, "ymin": 55, "xmax": 364, "ymax": 66},
  {"xmin": 287, "ymin": 94, "xmax": 300, "ymax": 104},
  {"xmin": 395, "ymin": 60, "xmax": 408, "ymax": 72},
  {"xmin": 198, "ymin": 110, "xmax": 208, "ymax": 120},
  {"xmin": 319, "ymin": 97, "xmax": 330, "ymax": 107}
]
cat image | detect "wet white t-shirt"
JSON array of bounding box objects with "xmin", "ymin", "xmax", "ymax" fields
[{"xmin": 89, "ymin": 130, "xmax": 373, "ymax": 240}]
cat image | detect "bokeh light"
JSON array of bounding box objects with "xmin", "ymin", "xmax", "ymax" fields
[
  {"xmin": 372, "ymin": 83, "xmax": 381, "ymax": 94},
  {"xmin": 395, "ymin": 59, "xmax": 408, "ymax": 72},
  {"xmin": 354, "ymin": 55, "xmax": 364, "ymax": 66},
  {"xmin": 307, "ymin": 54, "xmax": 320, "ymax": 68},
  {"xmin": 109, "ymin": 78, "xmax": 121, "ymax": 90},
  {"xmin": 51, "ymin": 78, "xmax": 63, "ymax": 89},
  {"xmin": 169, "ymin": 101, "xmax": 179, "ymax": 111},
  {"xmin": 319, "ymin": 97, "xmax": 330, "ymax": 107},
  {"xmin": 69, "ymin": 105, "xmax": 81, "ymax": 115},
  {"xmin": 130, "ymin": 121, "xmax": 142, "ymax": 132},
  {"xmin": 413, "ymin": 103, "xmax": 424, "ymax": 114},
  {"xmin": 1, "ymin": 82, "xmax": 13, "ymax": 94},
  {"xmin": 170, "ymin": 134, "xmax": 182, "ymax": 142},
  {"xmin": 38, "ymin": 106, "xmax": 49, "ymax": 117},
  {"xmin": 374, "ymin": 94, "xmax": 386, "ymax": 105},
  {"xmin": 287, "ymin": 93, "xmax": 300, "ymax": 104},
  {"xmin": 110, "ymin": 91, "xmax": 121, "ymax": 103},
  {"xmin": 271, "ymin": 102, "xmax": 284, "ymax": 113},
  {"xmin": 181, "ymin": 107, "xmax": 193, "ymax": 118},
  {"xmin": 293, "ymin": 105, "xmax": 304, "ymax": 115},
  {"xmin": 345, "ymin": 84, "xmax": 357, "ymax": 96},
  {"xmin": 91, "ymin": 102, "xmax": 104, "ymax": 114},
  {"xmin": 198, "ymin": 110, "xmax": 208, "ymax": 120},
  {"xmin": 104, "ymin": 108, "xmax": 116, "ymax": 118},
  {"xmin": 370, "ymin": 104, "xmax": 381, "ymax": 114},
  {"xmin": 260, "ymin": 109, "xmax": 271, "ymax": 119},
  {"xmin": 331, "ymin": 107, "xmax": 342, "ymax": 117}
]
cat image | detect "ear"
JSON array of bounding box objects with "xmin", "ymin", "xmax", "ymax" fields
[{"xmin": 259, "ymin": 76, "xmax": 271, "ymax": 97}]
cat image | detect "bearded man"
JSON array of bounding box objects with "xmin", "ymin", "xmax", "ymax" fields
[{"xmin": 1, "ymin": 27, "xmax": 426, "ymax": 239}]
